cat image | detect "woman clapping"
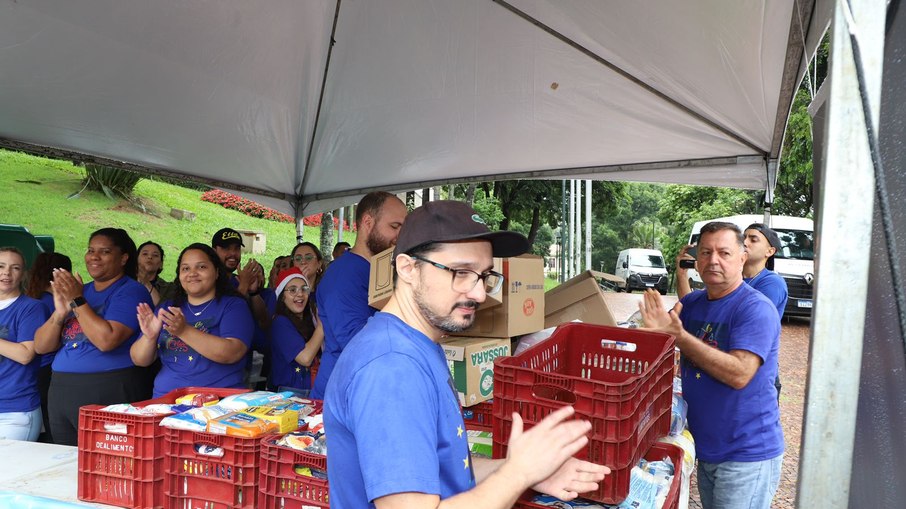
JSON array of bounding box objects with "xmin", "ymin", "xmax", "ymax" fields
[
  {"xmin": 34, "ymin": 228, "xmax": 153, "ymax": 446},
  {"xmin": 131, "ymin": 243, "xmax": 254, "ymax": 398}
]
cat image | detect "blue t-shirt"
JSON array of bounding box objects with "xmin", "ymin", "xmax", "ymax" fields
[
  {"xmin": 679, "ymin": 284, "xmax": 784, "ymax": 463},
  {"xmin": 52, "ymin": 277, "xmax": 153, "ymax": 374},
  {"xmin": 38, "ymin": 292, "xmax": 56, "ymax": 368},
  {"xmin": 269, "ymin": 314, "xmax": 311, "ymax": 391},
  {"xmin": 744, "ymin": 268, "xmax": 788, "ymax": 318},
  {"xmin": 325, "ymin": 312, "xmax": 474, "ymax": 507},
  {"xmin": 152, "ymin": 295, "xmax": 254, "ymax": 398},
  {"xmin": 0, "ymin": 296, "xmax": 47, "ymax": 412},
  {"xmin": 311, "ymin": 252, "xmax": 376, "ymax": 399}
]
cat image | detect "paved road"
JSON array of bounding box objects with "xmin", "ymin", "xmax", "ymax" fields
[{"xmin": 601, "ymin": 292, "xmax": 806, "ymax": 509}]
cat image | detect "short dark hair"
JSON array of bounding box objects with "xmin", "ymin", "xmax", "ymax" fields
[
  {"xmin": 171, "ymin": 243, "xmax": 238, "ymax": 306},
  {"xmin": 292, "ymin": 242, "xmax": 323, "ymax": 262},
  {"xmin": 355, "ymin": 191, "xmax": 397, "ymax": 227},
  {"xmin": 137, "ymin": 241, "xmax": 165, "ymax": 276},
  {"xmin": 700, "ymin": 221, "xmax": 744, "ymax": 248},
  {"xmin": 90, "ymin": 228, "xmax": 139, "ymax": 279},
  {"xmin": 334, "ymin": 241, "xmax": 350, "ymax": 250},
  {"xmin": 26, "ymin": 251, "xmax": 72, "ymax": 299}
]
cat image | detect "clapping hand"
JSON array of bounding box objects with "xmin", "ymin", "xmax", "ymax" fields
[
  {"xmin": 638, "ymin": 289, "xmax": 684, "ymax": 337},
  {"xmin": 159, "ymin": 306, "xmax": 188, "ymax": 337},
  {"xmin": 136, "ymin": 302, "xmax": 163, "ymax": 339},
  {"xmin": 504, "ymin": 406, "xmax": 609, "ymax": 500},
  {"xmin": 50, "ymin": 269, "xmax": 84, "ymax": 304}
]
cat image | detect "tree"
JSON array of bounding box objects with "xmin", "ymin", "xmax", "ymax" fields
[
  {"xmin": 774, "ymin": 33, "xmax": 827, "ymax": 218},
  {"xmin": 320, "ymin": 210, "xmax": 335, "ymax": 261}
]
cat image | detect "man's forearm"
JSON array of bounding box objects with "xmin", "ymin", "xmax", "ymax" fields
[{"xmin": 676, "ymin": 330, "xmax": 757, "ymax": 389}]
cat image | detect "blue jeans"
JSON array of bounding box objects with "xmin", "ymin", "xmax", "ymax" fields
[
  {"xmin": 697, "ymin": 454, "xmax": 783, "ymax": 509},
  {"xmin": 0, "ymin": 407, "xmax": 43, "ymax": 442}
]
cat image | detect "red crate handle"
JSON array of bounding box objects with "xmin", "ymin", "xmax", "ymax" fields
[{"xmin": 531, "ymin": 384, "xmax": 577, "ymax": 404}]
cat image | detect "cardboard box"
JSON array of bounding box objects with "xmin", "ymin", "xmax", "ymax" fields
[
  {"xmin": 442, "ymin": 336, "xmax": 510, "ymax": 407},
  {"xmin": 368, "ymin": 248, "xmax": 505, "ymax": 310},
  {"xmin": 463, "ymin": 255, "xmax": 545, "ymax": 338},
  {"xmin": 544, "ymin": 270, "xmax": 618, "ymax": 329},
  {"xmin": 368, "ymin": 247, "xmax": 396, "ymax": 310}
]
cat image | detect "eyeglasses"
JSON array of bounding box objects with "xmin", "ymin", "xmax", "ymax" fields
[
  {"xmin": 409, "ymin": 255, "xmax": 504, "ymax": 295},
  {"xmin": 293, "ymin": 254, "xmax": 316, "ymax": 263},
  {"xmin": 284, "ymin": 285, "xmax": 311, "ymax": 295}
]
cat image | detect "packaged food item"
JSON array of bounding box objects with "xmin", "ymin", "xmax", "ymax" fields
[
  {"xmin": 207, "ymin": 412, "xmax": 278, "ymax": 438},
  {"xmin": 194, "ymin": 443, "xmax": 225, "ymax": 458},
  {"xmin": 242, "ymin": 402, "xmax": 300, "ymax": 434},
  {"xmin": 219, "ymin": 391, "xmax": 294, "ymax": 410},
  {"xmin": 159, "ymin": 405, "xmax": 233, "ymax": 431},
  {"xmin": 467, "ymin": 430, "xmax": 493, "ymax": 458},
  {"xmin": 304, "ymin": 413, "xmax": 324, "ymax": 433},
  {"xmin": 175, "ymin": 393, "xmax": 221, "ymax": 407}
]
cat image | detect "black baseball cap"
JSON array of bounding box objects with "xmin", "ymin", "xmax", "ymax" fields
[
  {"xmin": 212, "ymin": 227, "xmax": 244, "ymax": 248},
  {"xmin": 746, "ymin": 223, "xmax": 781, "ymax": 270},
  {"xmin": 393, "ymin": 201, "xmax": 529, "ymax": 259}
]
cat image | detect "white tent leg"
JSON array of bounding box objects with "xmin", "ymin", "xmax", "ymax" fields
[
  {"xmin": 585, "ymin": 179, "xmax": 592, "ymax": 271},
  {"xmin": 798, "ymin": 1, "xmax": 885, "ymax": 508}
]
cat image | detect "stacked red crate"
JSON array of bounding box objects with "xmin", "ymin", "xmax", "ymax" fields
[
  {"xmin": 491, "ymin": 323, "xmax": 675, "ymax": 504},
  {"xmin": 77, "ymin": 387, "xmax": 247, "ymax": 509}
]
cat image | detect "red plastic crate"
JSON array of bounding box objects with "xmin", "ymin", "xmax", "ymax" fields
[
  {"xmin": 163, "ymin": 426, "xmax": 269, "ymax": 509},
  {"xmin": 514, "ymin": 442, "xmax": 684, "ymax": 509},
  {"xmin": 164, "ymin": 398, "xmax": 323, "ymax": 509},
  {"xmin": 462, "ymin": 400, "xmax": 494, "ymax": 432},
  {"xmin": 492, "ymin": 323, "xmax": 675, "ymax": 503},
  {"xmin": 77, "ymin": 386, "xmax": 247, "ymax": 509},
  {"xmin": 258, "ymin": 435, "xmax": 329, "ymax": 509}
]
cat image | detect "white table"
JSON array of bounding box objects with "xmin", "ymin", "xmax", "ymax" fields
[{"xmin": 0, "ymin": 439, "xmax": 117, "ymax": 508}]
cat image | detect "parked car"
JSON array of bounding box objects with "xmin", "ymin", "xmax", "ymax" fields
[{"xmin": 615, "ymin": 248, "xmax": 669, "ymax": 295}]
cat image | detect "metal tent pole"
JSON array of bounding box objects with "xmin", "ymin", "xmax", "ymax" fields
[{"xmin": 798, "ymin": 1, "xmax": 886, "ymax": 507}]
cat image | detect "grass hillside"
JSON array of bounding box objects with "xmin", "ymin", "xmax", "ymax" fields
[{"xmin": 0, "ymin": 149, "xmax": 355, "ymax": 280}]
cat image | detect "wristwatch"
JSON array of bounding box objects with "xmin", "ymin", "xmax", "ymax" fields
[{"xmin": 69, "ymin": 296, "xmax": 87, "ymax": 310}]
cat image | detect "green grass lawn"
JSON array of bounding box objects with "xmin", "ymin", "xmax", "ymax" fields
[{"xmin": 0, "ymin": 150, "xmax": 356, "ymax": 280}]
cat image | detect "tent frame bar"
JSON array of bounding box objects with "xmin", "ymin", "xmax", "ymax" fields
[{"xmin": 301, "ymin": 155, "xmax": 764, "ymax": 203}]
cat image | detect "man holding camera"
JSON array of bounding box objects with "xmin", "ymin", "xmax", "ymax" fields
[
  {"xmin": 676, "ymin": 224, "xmax": 788, "ymax": 316},
  {"xmin": 640, "ymin": 221, "xmax": 783, "ymax": 509}
]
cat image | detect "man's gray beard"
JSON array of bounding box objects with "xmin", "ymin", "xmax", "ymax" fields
[{"xmin": 413, "ymin": 285, "xmax": 476, "ymax": 334}]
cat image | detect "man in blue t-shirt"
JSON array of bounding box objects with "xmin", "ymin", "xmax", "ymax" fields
[
  {"xmin": 640, "ymin": 221, "xmax": 784, "ymax": 509},
  {"xmin": 310, "ymin": 191, "xmax": 408, "ymax": 399},
  {"xmin": 743, "ymin": 223, "xmax": 788, "ymax": 401},
  {"xmin": 324, "ymin": 200, "xmax": 609, "ymax": 508}
]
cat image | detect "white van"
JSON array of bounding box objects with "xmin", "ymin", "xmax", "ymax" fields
[
  {"xmin": 615, "ymin": 248, "xmax": 669, "ymax": 294},
  {"xmin": 686, "ymin": 214, "xmax": 814, "ymax": 316}
]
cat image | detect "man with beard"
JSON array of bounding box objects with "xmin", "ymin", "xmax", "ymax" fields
[
  {"xmin": 310, "ymin": 191, "xmax": 408, "ymax": 399},
  {"xmin": 323, "ymin": 201, "xmax": 609, "ymax": 508},
  {"xmin": 212, "ymin": 227, "xmax": 270, "ymax": 386}
]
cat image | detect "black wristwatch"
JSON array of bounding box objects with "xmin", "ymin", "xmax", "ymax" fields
[{"xmin": 69, "ymin": 296, "xmax": 87, "ymax": 310}]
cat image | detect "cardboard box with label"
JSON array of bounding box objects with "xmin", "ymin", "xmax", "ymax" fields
[
  {"xmin": 442, "ymin": 336, "xmax": 510, "ymax": 407},
  {"xmin": 463, "ymin": 254, "xmax": 545, "ymax": 338},
  {"xmin": 544, "ymin": 270, "xmax": 618, "ymax": 329},
  {"xmin": 368, "ymin": 247, "xmax": 505, "ymax": 311}
]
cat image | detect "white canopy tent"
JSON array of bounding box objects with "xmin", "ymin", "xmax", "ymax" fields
[
  {"xmin": 0, "ymin": 0, "xmax": 829, "ymax": 217},
  {"xmin": 9, "ymin": 2, "xmax": 899, "ymax": 508}
]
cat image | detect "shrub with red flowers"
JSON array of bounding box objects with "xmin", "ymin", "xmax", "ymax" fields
[{"xmin": 201, "ymin": 189, "xmax": 353, "ymax": 230}]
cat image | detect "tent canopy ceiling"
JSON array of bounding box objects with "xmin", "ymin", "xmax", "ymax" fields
[{"xmin": 0, "ymin": 0, "xmax": 827, "ymax": 216}]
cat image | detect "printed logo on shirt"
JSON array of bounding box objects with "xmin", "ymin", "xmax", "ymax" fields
[
  {"xmin": 62, "ymin": 316, "xmax": 83, "ymax": 341},
  {"xmin": 161, "ymin": 319, "xmax": 210, "ymax": 359}
]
